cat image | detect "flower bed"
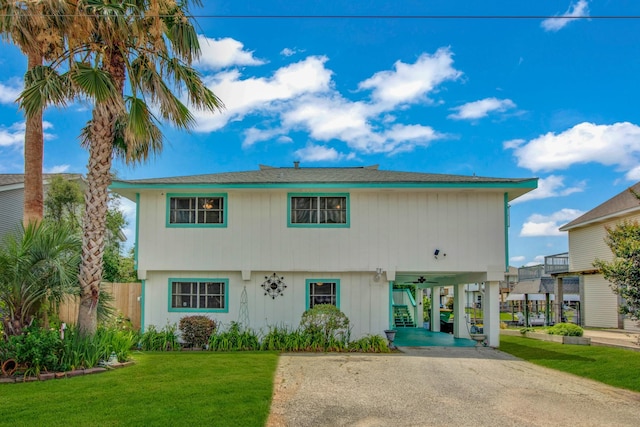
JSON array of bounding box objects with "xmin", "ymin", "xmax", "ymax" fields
[{"xmin": 501, "ymin": 329, "xmax": 591, "ymax": 345}]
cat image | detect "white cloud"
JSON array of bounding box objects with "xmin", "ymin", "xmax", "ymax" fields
[
  {"xmin": 294, "ymin": 143, "xmax": 353, "ymax": 162},
  {"xmin": 192, "ymin": 46, "xmax": 459, "ymax": 156},
  {"xmin": 505, "ymin": 122, "xmax": 640, "ymax": 176},
  {"xmin": 511, "ymin": 175, "xmax": 585, "ymax": 204},
  {"xmin": 44, "ymin": 164, "xmax": 70, "ymax": 173},
  {"xmin": 448, "ymin": 97, "xmax": 516, "ymax": 120},
  {"xmin": 520, "ymin": 208, "xmax": 584, "ymax": 237},
  {"xmin": 510, "ymin": 255, "xmax": 526, "ymax": 263},
  {"xmin": 196, "ymin": 36, "xmax": 265, "ymax": 70},
  {"xmin": 0, "ymin": 78, "xmax": 22, "ymax": 104},
  {"xmin": 541, "ymin": 0, "xmax": 590, "ymax": 32},
  {"xmin": 0, "ymin": 121, "xmax": 54, "ymax": 147},
  {"xmin": 0, "ymin": 122, "xmax": 25, "ymax": 147},
  {"xmin": 281, "ymin": 47, "xmax": 304, "ymax": 57},
  {"xmin": 193, "ymin": 56, "xmax": 333, "ymax": 132},
  {"xmin": 358, "ymin": 48, "xmax": 462, "ymax": 109},
  {"xmin": 242, "ymin": 127, "xmax": 286, "ymax": 148}
]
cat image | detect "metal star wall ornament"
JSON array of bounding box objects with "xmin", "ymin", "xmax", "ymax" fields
[{"xmin": 261, "ymin": 272, "xmax": 287, "ymax": 299}]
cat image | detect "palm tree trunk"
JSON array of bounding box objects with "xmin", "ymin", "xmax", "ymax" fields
[
  {"xmin": 23, "ymin": 52, "xmax": 44, "ymax": 225},
  {"xmin": 77, "ymin": 101, "xmax": 114, "ymax": 335},
  {"xmin": 77, "ymin": 48, "xmax": 125, "ymax": 336}
]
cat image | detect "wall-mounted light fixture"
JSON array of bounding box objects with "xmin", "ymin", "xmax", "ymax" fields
[
  {"xmin": 374, "ymin": 267, "xmax": 383, "ymax": 282},
  {"xmin": 434, "ymin": 249, "xmax": 446, "ymax": 259}
]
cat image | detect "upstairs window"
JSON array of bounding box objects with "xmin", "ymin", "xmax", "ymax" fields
[
  {"xmin": 289, "ymin": 193, "xmax": 349, "ymax": 227},
  {"xmin": 167, "ymin": 194, "xmax": 227, "ymax": 227}
]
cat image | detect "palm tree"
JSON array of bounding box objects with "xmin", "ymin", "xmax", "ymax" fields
[
  {"xmin": 0, "ymin": 221, "xmax": 81, "ymax": 339},
  {"xmin": 20, "ymin": 0, "xmax": 222, "ymax": 335},
  {"xmin": 0, "ymin": 0, "xmax": 73, "ymax": 224}
]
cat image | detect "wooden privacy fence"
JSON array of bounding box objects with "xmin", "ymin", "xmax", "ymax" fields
[{"xmin": 59, "ymin": 282, "xmax": 142, "ymax": 330}]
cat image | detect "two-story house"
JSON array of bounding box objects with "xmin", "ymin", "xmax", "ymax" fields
[
  {"xmin": 560, "ymin": 182, "xmax": 640, "ymax": 331},
  {"xmin": 112, "ymin": 164, "xmax": 537, "ymax": 346}
]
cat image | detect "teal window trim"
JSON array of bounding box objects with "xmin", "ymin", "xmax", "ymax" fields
[
  {"xmin": 168, "ymin": 278, "xmax": 229, "ymax": 313},
  {"xmin": 504, "ymin": 192, "xmax": 509, "ymax": 271},
  {"xmin": 305, "ymin": 278, "xmax": 340, "ymax": 310},
  {"xmin": 140, "ymin": 279, "xmax": 145, "ymax": 332},
  {"xmin": 134, "ymin": 193, "xmax": 140, "ymax": 270},
  {"xmin": 166, "ymin": 193, "xmax": 228, "ymax": 228},
  {"xmin": 288, "ymin": 192, "xmax": 350, "ymax": 228}
]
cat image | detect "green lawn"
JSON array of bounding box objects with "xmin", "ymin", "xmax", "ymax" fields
[
  {"xmin": 0, "ymin": 352, "xmax": 279, "ymax": 427},
  {"xmin": 500, "ymin": 334, "xmax": 640, "ymax": 393}
]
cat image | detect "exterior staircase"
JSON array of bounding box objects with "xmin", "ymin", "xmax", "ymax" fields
[{"xmin": 393, "ymin": 305, "xmax": 416, "ymax": 328}]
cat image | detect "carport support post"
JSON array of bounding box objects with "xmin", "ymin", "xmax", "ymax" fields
[
  {"xmin": 555, "ymin": 277, "xmax": 564, "ymax": 324},
  {"xmin": 416, "ymin": 287, "xmax": 424, "ymax": 328},
  {"xmin": 454, "ymin": 283, "xmax": 470, "ymax": 339},
  {"xmin": 483, "ymin": 281, "xmax": 500, "ymax": 347},
  {"xmin": 431, "ymin": 287, "xmax": 441, "ymax": 332}
]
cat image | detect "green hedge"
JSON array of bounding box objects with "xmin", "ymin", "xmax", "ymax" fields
[{"xmin": 547, "ymin": 323, "xmax": 584, "ymax": 337}]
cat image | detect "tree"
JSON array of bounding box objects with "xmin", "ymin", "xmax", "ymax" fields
[
  {"xmin": 0, "ymin": 0, "xmax": 73, "ymax": 224},
  {"xmin": 44, "ymin": 175, "xmax": 84, "ymax": 231},
  {"xmin": 20, "ymin": 0, "xmax": 222, "ymax": 335},
  {"xmin": 44, "ymin": 175, "xmax": 134, "ymax": 282},
  {"xmin": 0, "ymin": 221, "xmax": 81, "ymax": 339},
  {"xmin": 593, "ymin": 220, "xmax": 640, "ymax": 323}
]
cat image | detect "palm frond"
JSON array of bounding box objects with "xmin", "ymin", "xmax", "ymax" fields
[
  {"xmin": 69, "ymin": 62, "xmax": 117, "ymax": 103},
  {"xmin": 19, "ymin": 65, "xmax": 72, "ymax": 116}
]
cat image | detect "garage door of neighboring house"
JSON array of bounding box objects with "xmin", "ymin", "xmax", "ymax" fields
[{"xmin": 584, "ymin": 275, "xmax": 619, "ymax": 328}]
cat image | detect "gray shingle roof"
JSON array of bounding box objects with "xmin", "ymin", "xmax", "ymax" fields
[
  {"xmin": 0, "ymin": 173, "xmax": 83, "ymax": 188},
  {"xmin": 560, "ymin": 181, "xmax": 640, "ymax": 231},
  {"xmin": 114, "ymin": 165, "xmax": 535, "ymax": 185}
]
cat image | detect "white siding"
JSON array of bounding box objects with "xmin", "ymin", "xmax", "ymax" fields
[
  {"xmin": 144, "ymin": 270, "xmax": 389, "ymax": 339},
  {"xmin": 137, "ymin": 189, "xmax": 506, "ymax": 275},
  {"xmin": 583, "ymin": 275, "xmax": 619, "ymax": 328},
  {"xmin": 568, "ymin": 213, "xmax": 640, "ymax": 272}
]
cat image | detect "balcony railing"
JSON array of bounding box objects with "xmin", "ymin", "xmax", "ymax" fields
[
  {"xmin": 544, "ymin": 253, "xmax": 569, "ymax": 274},
  {"xmin": 518, "ymin": 265, "xmax": 544, "ymax": 281}
]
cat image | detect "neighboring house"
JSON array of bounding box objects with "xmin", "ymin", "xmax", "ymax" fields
[
  {"xmin": 560, "ymin": 182, "xmax": 640, "ymax": 331},
  {"xmin": 508, "ymin": 260, "xmax": 580, "ymax": 326},
  {"xmin": 111, "ymin": 164, "xmax": 536, "ymax": 346},
  {"xmin": 0, "ymin": 173, "xmax": 84, "ymax": 241}
]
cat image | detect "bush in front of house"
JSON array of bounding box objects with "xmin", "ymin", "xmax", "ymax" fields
[
  {"xmin": 300, "ymin": 304, "xmax": 351, "ymax": 351},
  {"xmin": 547, "ymin": 323, "xmax": 584, "ymax": 337},
  {"xmin": 179, "ymin": 315, "xmax": 216, "ymax": 348},
  {"xmin": 138, "ymin": 323, "xmax": 180, "ymax": 351},
  {"xmin": 208, "ymin": 322, "xmax": 260, "ymax": 351},
  {"xmin": 0, "ymin": 324, "xmax": 137, "ymax": 376},
  {"xmin": 348, "ymin": 334, "xmax": 390, "ymax": 353}
]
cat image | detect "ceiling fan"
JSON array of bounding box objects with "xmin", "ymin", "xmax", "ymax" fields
[{"xmin": 411, "ymin": 276, "xmax": 438, "ymax": 284}]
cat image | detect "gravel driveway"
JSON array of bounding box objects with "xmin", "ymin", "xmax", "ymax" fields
[{"xmin": 267, "ymin": 347, "xmax": 640, "ymax": 427}]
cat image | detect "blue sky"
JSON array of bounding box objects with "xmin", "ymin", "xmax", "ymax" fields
[{"xmin": 2, "ymin": 0, "xmax": 640, "ymax": 267}]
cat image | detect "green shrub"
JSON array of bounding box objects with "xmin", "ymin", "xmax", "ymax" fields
[
  {"xmin": 348, "ymin": 335, "xmax": 390, "ymax": 353},
  {"xmin": 0, "ymin": 324, "xmax": 136, "ymax": 375},
  {"xmin": 300, "ymin": 304, "xmax": 350, "ymax": 351},
  {"xmin": 139, "ymin": 324, "xmax": 179, "ymax": 351},
  {"xmin": 547, "ymin": 323, "xmax": 584, "ymax": 337},
  {"xmin": 179, "ymin": 315, "xmax": 216, "ymax": 348},
  {"xmin": 0, "ymin": 326, "xmax": 63, "ymax": 375},
  {"xmin": 208, "ymin": 322, "xmax": 260, "ymax": 351}
]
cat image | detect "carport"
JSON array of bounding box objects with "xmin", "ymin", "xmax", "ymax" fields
[{"xmin": 390, "ymin": 270, "xmax": 505, "ymax": 347}]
